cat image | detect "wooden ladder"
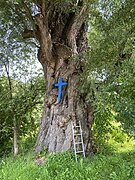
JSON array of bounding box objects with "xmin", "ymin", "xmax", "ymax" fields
[{"xmin": 72, "ymin": 121, "xmax": 85, "ymax": 162}]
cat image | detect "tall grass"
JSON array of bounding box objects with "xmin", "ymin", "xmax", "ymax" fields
[{"xmin": 0, "ymin": 149, "xmax": 135, "ymax": 180}]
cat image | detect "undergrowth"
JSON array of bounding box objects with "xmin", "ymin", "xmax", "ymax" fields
[{"xmin": 0, "ymin": 148, "xmax": 135, "ymax": 180}]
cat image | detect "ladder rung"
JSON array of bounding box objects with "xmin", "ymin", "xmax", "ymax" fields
[
  {"xmin": 76, "ymin": 151, "xmax": 83, "ymax": 153},
  {"xmin": 72, "ymin": 121, "xmax": 85, "ymax": 161},
  {"xmin": 75, "ymin": 142, "xmax": 82, "ymax": 145}
]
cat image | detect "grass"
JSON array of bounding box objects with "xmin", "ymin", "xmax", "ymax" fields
[{"xmin": 0, "ymin": 148, "xmax": 135, "ymax": 180}]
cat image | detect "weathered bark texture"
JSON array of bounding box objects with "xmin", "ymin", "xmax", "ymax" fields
[{"xmin": 26, "ymin": 1, "xmax": 94, "ymax": 153}]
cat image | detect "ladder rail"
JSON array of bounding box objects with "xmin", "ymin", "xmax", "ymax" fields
[
  {"xmin": 79, "ymin": 121, "xmax": 85, "ymax": 158},
  {"xmin": 72, "ymin": 121, "xmax": 85, "ymax": 162},
  {"xmin": 71, "ymin": 122, "xmax": 77, "ymax": 162}
]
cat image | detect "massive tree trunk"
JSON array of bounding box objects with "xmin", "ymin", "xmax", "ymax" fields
[{"xmin": 30, "ymin": 1, "xmax": 94, "ymax": 154}]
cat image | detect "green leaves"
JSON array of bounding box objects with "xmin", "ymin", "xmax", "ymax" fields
[
  {"xmin": 0, "ymin": 72, "xmax": 45, "ymax": 156},
  {"xmin": 77, "ymin": 0, "xmax": 135, "ymax": 149}
]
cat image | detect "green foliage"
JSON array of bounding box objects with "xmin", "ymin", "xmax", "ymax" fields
[
  {"xmin": 77, "ymin": 0, "xmax": 135, "ymax": 149},
  {"xmin": 0, "ymin": 150, "xmax": 135, "ymax": 180},
  {"xmin": 0, "ymin": 74, "xmax": 45, "ymax": 156}
]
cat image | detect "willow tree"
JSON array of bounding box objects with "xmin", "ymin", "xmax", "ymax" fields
[
  {"xmin": 0, "ymin": 0, "xmax": 93, "ymax": 153},
  {"xmin": 32, "ymin": 0, "xmax": 93, "ymax": 153}
]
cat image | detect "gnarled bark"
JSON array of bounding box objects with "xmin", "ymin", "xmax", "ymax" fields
[{"xmin": 29, "ymin": 1, "xmax": 94, "ymax": 154}]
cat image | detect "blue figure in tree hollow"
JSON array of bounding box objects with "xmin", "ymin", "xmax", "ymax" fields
[{"xmin": 54, "ymin": 77, "xmax": 68, "ymax": 103}]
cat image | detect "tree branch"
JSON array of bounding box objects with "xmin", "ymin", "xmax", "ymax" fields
[
  {"xmin": 67, "ymin": 5, "xmax": 87, "ymax": 54},
  {"xmin": 35, "ymin": 13, "xmax": 53, "ymax": 62},
  {"xmin": 41, "ymin": 0, "xmax": 45, "ymax": 16}
]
